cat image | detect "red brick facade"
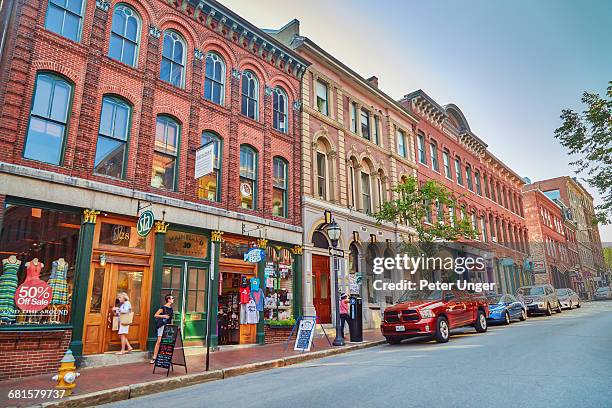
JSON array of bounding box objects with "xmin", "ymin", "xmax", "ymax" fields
[{"xmin": 0, "ymin": 0, "xmax": 305, "ymax": 226}]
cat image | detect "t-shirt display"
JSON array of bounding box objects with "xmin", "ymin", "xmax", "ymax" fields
[{"xmin": 264, "ymin": 246, "xmax": 295, "ymax": 322}]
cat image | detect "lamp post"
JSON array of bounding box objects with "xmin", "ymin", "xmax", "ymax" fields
[{"xmin": 326, "ymin": 219, "xmax": 344, "ymax": 346}]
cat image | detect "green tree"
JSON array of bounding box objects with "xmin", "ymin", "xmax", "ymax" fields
[
  {"xmin": 555, "ymin": 81, "xmax": 612, "ymax": 225},
  {"xmin": 375, "ymin": 176, "xmax": 479, "ymax": 248}
]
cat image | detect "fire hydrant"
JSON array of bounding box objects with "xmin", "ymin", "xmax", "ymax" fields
[{"xmin": 51, "ymin": 349, "xmax": 80, "ymax": 396}]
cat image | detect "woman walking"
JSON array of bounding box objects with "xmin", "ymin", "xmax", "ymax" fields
[
  {"xmin": 151, "ymin": 294, "xmax": 175, "ymax": 363},
  {"xmin": 113, "ymin": 292, "xmax": 133, "ymax": 354}
]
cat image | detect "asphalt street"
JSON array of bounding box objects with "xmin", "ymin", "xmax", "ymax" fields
[{"xmin": 103, "ymin": 301, "xmax": 612, "ymax": 408}]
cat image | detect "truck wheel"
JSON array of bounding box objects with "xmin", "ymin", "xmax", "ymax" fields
[
  {"xmin": 545, "ymin": 303, "xmax": 552, "ymax": 316},
  {"xmin": 385, "ymin": 337, "xmax": 402, "ymax": 345},
  {"xmin": 475, "ymin": 310, "xmax": 487, "ymax": 333},
  {"xmin": 503, "ymin": 311, "xmax": 510, "ymax": 325},
  {"xmin": 434, "ymin": 317, "xmax": 450, "ymax": 343}
]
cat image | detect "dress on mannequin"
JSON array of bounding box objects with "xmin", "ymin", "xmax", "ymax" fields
[
  {"xmin": 48, "ymin": 259, "xmax": 69, "ymax": 305},
  {"xmin": 0, "ymin": 257, "xmax": 21, "ymax": 324},
  {"xmin": 24, "ymin": 259, "xmax": 43, "ymax": 283}
]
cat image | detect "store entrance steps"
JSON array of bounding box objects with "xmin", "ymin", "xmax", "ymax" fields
[{"xmin": 79, "ymin": 351, "xmax": 147, "ymax": 369}]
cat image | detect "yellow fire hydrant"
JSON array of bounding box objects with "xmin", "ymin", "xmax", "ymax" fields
[{"xmin": 51, "ymin": 349, "xmax": 80, "ymax": 396}]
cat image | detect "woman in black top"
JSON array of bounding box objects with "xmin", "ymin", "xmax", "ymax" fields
[{"xmin": 151, "ymin": 294, "xmax": 175, "ymax": 363}]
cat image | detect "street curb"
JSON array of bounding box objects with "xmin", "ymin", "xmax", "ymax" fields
[{"xmin": 27, "ymin": 339, "xmax": 385, "ymax": 408}]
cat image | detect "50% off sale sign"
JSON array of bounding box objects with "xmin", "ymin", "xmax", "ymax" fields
[{"xmin": 15, "ymin": 281, "xmax": 53, "ymax": 312}]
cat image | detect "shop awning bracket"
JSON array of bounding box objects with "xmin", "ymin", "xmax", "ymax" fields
[
  {"xmin": 242, "ymin": 222, "xmax": 266, "ymax": 237},
  {"xmin": 136, "ymin": 200, "xmax": 153, "ymax": 216}
]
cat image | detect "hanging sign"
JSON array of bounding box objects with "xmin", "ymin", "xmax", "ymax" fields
[
  {"xmin": 195, "ymin": 142, "xmax": 215, "ymax": 179},
  {"xmin": 294, "ymin": 316, "xmax": 317, "ymax": 352},
  {"xmin": 244, "ymin": 247, "xmax": 265, "ymax": 263},
  {"xmin": 152, "ymin": 324, "xmax": 187, "ymax": 377},
  {"xmin": 137, "ymin": 210, "xmax": 155, "ymax": 237}
]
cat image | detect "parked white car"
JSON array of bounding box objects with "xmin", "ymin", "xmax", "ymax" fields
[
  {"xmin": 594, "ymin": 287, "xmax": 612, "ymax": 300},
  {"xmin": 556, "ymin": 288, "xmax": 581, "ymax": 309}
]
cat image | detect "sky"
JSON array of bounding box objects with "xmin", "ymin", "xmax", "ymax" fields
[{"xmin": 221, "ymin": 0, "xmax": 612, "ymax": 242}]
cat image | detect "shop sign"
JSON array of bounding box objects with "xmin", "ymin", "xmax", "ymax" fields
[
  {"xmin": 15, "ymin": 280, "xmax": 53, "ymax": 312},
  {"xmin": 244, "ymin": 247, "xmax": 265, "ymax": 263},
  {"xmin": 165, "ymin": 231, "xmax": 208, "ymax": 258},
  {"xmin": 195, "ymin": 142, "xmax": 215, "ymax": 179},
  {"xmin": 240, "ymin": 182, "xmax": 252, "ymax": 198},
  {"xmin": 137, "ymin": 210, "xmax": 155, "ymax": 237},
  {"xmin": 532, "ymin": 261, "xmax": 545, "ymax": 272},
  {"xmin": 100, "ymin": 223, "xmax": 146, "ymax": 249}
]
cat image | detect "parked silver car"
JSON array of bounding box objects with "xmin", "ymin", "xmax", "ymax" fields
[
  {"xmin": 556, "ymin": 288, "xmax": 581, "ymax": 309},
  {"xmin": 594, "ymin": 286, "xmax": 612, "ymax": 300},
  {"xmin": 517, "ymin": 284, "xmax": 562, "ymax": 316}
]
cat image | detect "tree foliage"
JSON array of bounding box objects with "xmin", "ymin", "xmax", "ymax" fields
[
  {"xmin": 555, "ymin": 81, "xmax": 612, "ymax": 225},
  {"xmin": 375, "ymin": 176, "xmax": 479, "ymax": 248}
]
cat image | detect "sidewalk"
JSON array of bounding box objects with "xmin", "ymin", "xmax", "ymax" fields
[{"xmin": 1, "ymin": 329, "xmax": 384, "ymax": 408}]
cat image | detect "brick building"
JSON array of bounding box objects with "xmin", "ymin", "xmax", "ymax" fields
[
  {"xmin": 527, "ymin": 176, "xmax": 607, "ymax": 297},
  {"xmin": 400, "ymin": 90, "xmax": 531, "ymax": 294},
  {"xmin": 268, "ymin": 20, "xmax": 419, "ymax": 329},
  {"xmin": 522, "ymin": 187, "xmax": 574, "ymax": 289},
  {"xmin": 0, "ymin": 0, "xmax": 308, "ymax": 379}
]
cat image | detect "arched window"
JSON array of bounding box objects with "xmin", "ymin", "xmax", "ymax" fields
[
  {"xmin": 312, "ymin": 231, "xmax": 329, "ymax": 249},
  {"xmin": 383, "ymin": 248, "xmax": 393, "ymax": 280},
  {"xmin": 272, "ymin": 87, "xmax": 288, "ymax": 133},
  {"xmin": 241, "ymin": 70, "xmax": 259, "ymax": 120},
  {"xmin": 360, "ymin": 161, "xmax": 372, "ymax": 214},
  {"xmin": 239, "ymin": 145, "xmax": 257, "ymax": 209},
  {"xmin": 198, "ymin": 131, "xmax": 222, "ymax": 201},
  {"xmin": 151, "ymin": 115, "xmax": 180, "ymax": 190},
  {"xmin": 24, "ymin": 72, "xmax": 73, "ymax": 165},
  {"xmin": 45, "ymin": 0, "xmax": 84, "ymax": 42},
  {"xmin": 365, "ymin": 244, "xmax": 378, "ymax": 303},
  {"xmin": 348, "ymin": 242, "xmax": 359, "ymax": 274},
  {"xmin": 376, "ymin": 169, "xmax": 386, "ymax": 211},
  {"xmin": 160, "ymin": 30, "xmax": 186, "ymax": 88},
  {"xmin": 109, "ymin": 4, "xmax": 140, "ymax": 67},
  {"xmin": 272, "ymin": 157, "xmax": 288, "ymax": 217},
  {"xmin": 348, "ymin": 157, "xmax": 358, "ymax": 208},
  {"xmin": 94, "ymin": 96, "xmax": 131, "ymax": 178},
  {"xmin": 204, "ymin": 52, "xmax": 225, "ymax": 105}
]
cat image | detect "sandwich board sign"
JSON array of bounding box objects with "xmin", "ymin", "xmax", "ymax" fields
[
  {"xmin": 152, "ymin": 324, "xmax": 187, "ymax": 376},
  {"xmin": 294, "ymin": 316, "xmax": 317, "ymax": 352}
]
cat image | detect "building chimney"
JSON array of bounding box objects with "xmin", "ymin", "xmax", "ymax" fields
[{"xmin": 367, "ymin": 76, "xmax": 378, "ymax": 88}]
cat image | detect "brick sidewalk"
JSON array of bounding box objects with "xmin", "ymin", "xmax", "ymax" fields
[{"xmin": 0, "ymin": 329, "xmax": 383, "ymax": 407}]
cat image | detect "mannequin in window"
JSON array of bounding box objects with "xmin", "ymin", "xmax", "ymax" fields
[
  {"xmin": 0, "ymin": 255, "xmax": 21, "ymax": 324},
  {"xmin": 48, "ymin": 258, "xmax": 69, "ymax": 305},
  {"xmin": 24, "ymin": 258, "xmax": 44, "ymax": 283}
]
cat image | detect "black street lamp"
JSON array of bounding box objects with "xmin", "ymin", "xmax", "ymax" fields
[{"xmin": 327, "ymin": 219, "xmax": 344, "ymax": 346}]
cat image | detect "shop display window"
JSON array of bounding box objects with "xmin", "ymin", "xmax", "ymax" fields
[
  {"xmin": 0, "ymin": 204, "xmax": 80, "ymax": 326},
  {"xmin": 264, "ymin": 247, "xmax": 294, "ymax": 322}
]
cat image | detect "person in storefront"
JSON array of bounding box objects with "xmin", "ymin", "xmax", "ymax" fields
[
  {"xmin": 339, "ymin": 293, "xmax": 351, "ymax": 339},
  {"xmin": 151, "ymin": 294, "xmax": 175, "ymax": 363},
  {"xmin": 113, "ymin": 292, "xmax": 133, "ymax": 355}
]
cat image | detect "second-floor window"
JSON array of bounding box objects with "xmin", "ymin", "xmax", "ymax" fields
[
  {"xmin": 151, "ymin": 116, "xmax": 179, "ymax": 190},
  {"xmin": 455, "ymin": 158, "xmax": 463, "ymax": 185},
  {"xmin": 443, "ymin": 149, "xmax": 452, "ymax": 179},
  {"xmin": 417, "ymin": 133, "xmax": 426, "ymax": 164},
  {"xmin": 361, "ymin": 171, "xmax": 372, "ymax": 214},
  {"xmin": 315, "ymin": 80, "xmax": 328, "ymax": 115},
  {"xmin": 45, "ymin": 0, "xmax": 83, "ymax": 42},
  {"xmin": 316, "ymin": 151, "xmax": 327, "ymax": 199},
  {"xmin": 272, "ymin": 157, "xmax": 288, "ymax": 217},
  {"xmin": 241, "ymin": 71, "xmax": 259, "ymax": 120},
  {"xmin": 474, "ymin": 171, "xmax": 482, "ymax": 195},
  {"xmin": 94, "ymin": 96, "xmax": 131, "ymax": 179},
  {"xmin": 272, "ymin": 87, "xmax": 288, "ymax": 133},
  {"xmin": 430, "ymin": 142, "xmax": 439, "ymax": 172},
  {"xmin": 483, "ymin": 174, "xmax": 490, "ymax": 198},
  {"xmin": 240, "ymin": 145, "xmax": 257, "ymax": 209},
  {"xmin": 160, "ymin": 30, "xmax": 186, "ymax": 88},
  {"xmin": 23, "ymin": 72, "xmax": 73, "ymax": 166},
  {"xmin": 204, "ymin": 52, "xmax": 225, "ymax": 105},
  {"xmin": 373, "ymin": 115, "xmax": 380, "ymax": 145},
  {"xmin": 109, "ymin": 5, "xmax": 140, "ymax": 67},
  {"xmin": 197, "ymin": 131, "xmax": 221, "ymax": 201},
  {"xmin": 350, "ymin": 102, "xmax": 357, "ymax": 133},
  {"xmin": 397, "ymin": 129, "xmax": 406, "ymax": 158},
  {"xmin": 360, "ymin": 109, "xmax": 370, "ymax": 140},
  {"xmin": 466, "ymin": 165, "xmax": 473, "ymax": 190}
]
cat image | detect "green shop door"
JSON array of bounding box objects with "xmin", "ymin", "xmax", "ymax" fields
[{"xmin": 161, "ymin": 261, "xmax": 209, "ymax": 345}]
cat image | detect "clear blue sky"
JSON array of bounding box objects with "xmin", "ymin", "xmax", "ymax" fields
[{"xmin": 222, "ymin": 0, "xmax": 612, "ymax": 242}]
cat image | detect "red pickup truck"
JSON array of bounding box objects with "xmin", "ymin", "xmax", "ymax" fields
[{"xmin": 381, "ymin": 289, "xmax": 489, "ymax": 344}]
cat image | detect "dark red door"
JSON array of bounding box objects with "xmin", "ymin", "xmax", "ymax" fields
[{"xmin": 312, "ymin": 255, "xmax": 331, "ymax": 323}]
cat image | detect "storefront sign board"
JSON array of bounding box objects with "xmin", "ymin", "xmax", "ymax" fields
[{"xmin": 294, "ymin": 316, "xmax": 317, "ymax": 352}]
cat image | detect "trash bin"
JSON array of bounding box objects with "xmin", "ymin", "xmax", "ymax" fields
[{"xmin": 349, "ymin": 295, "xmax": 363, "ymax": 342}]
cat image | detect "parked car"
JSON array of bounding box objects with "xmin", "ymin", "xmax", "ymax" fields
[
  {"xmin": 594, "ymin": 286, "xmax": 612, "ymax": 300},
  {"xmin": 486, "ymin": 294, "xmax": 527, "ymax": 324},
  {"xmin": 556, "ymin": 288, "xmax": 581, "ymax": 309},
  {"xmin": 517, "ymin": 284, "xmax": 562, "ymax": 316},
  {"xmin": 381, "ymin": 289, "xmax": 489, "ymax": 344}
]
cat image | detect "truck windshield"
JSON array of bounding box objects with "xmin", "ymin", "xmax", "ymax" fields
[{"xmin": 398, "ymin": 290, "xmax": 443, "ymax": 302}]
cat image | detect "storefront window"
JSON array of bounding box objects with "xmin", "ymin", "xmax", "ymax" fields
[
  {"xmin": 264, "ymin": 247, "xmax": 293, "ymax": 321},
  {"xmin": 99, "ymin": 222, "xmax": 146, "ymax": 249},
  {"xmin": 0, "ymin": 204, "xmax": 80, "ymax": 326}
]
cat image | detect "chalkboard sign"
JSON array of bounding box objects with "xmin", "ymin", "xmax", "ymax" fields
[
  {"xmin": 294, "ymin": 316, "xmax": 317, "ymax": 352},
  {"xmin": 153, "ymin": 325, "xmax": 187, "ymax": 376}
]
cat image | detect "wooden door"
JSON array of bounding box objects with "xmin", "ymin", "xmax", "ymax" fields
[
  {"xmin": 82, "ymin": 263, "xmax": 111, "ymax": 355},
  {"xmin": 312, "ymin": 255, "xmax": 331, "ymax": 323},
  {"xmin": 106, "ymin": 265, "xmax": 146, "ymax": 351}
]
